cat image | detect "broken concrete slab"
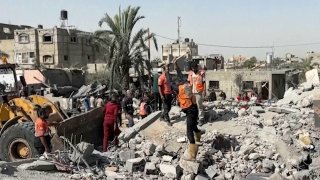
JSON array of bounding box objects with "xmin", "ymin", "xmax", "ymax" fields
[
  {"xmin": 238, "ymin": 144, "xmax": 257, "ymax": 155},
  {"xmin": 179, "ymin": 159, "xmax": 200, "ymax": 174},
  {"xmin": 258, "ymin": 126, "xmax": 277, "ymax": 143},
  {"xmin": 159, "ymin": 164, "xmax": 181, "ymax": 178},
  {"xmin": 17, "ymin": 160, "xmax": 56, "ymax": 171},
  {"xmin": 275, "ymin": 140, "xmax": 308, "ymax": 167},
  {"xmin": 119, "ymin": 111, "xmax": 161, "ymax": 141},
  {"xmin": 144, "ymin": 162, "xmax": 157, "ymax": 175},
  {"xmin": 125, "ymin": 158, "xmax": 145, "ymax": 173},
  {"xmin": 195, "ymin": 174, "xmax": 210, "ymax": 180},
  {"xmin": 69, "ymin": 142, "xmax": 94, "ymax": 163},
  {"xmin": 245, "ymin": 173, "xmax": 270, "ymax": 180},
  {"xmin": 305, "ymin": 69, "xmax": 320, "ymax": 86},
  {"xmin": 250, "ymin": 106, "xmax": 265, "ymax": 113},
  {"xmin": 162, "ymin": 155, "xmax": 173, "ymax": 162},
  {"xmin": 267, "ymin": 107, "xmax": 300, "ymax": 114},
  {"xmin": 301, "ymin": 82, "xmax": 314, "ymax": 91},
  {"xmin": 261, "ymin": 111, "xmax": 278, "ymax": 126},
  {"xmin": 119, "ymin": 150, "xmax": 135, "ymax": 162},
  {"xmin": 141, "ymin": 142, "xmax": 156, "ymax": 156},
  {"xmin": 164, "ymin": 141, "xmax": 182, "ymax": 155},
  {"xmin": 205, "ymin": 165, "xmax": 218, "ymax": 179}
]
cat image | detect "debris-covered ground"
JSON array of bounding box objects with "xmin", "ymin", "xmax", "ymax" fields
[{"xmin": 0, "ymin": 82, "xmax": 319, "ymax": 180}]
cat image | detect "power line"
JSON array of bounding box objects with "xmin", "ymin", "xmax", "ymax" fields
[{"xmin": 155, "ymin": 34, "xmax": 320, "ymax": 49}]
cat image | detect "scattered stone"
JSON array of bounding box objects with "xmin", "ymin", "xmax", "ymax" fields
[
  {"xmin": 162, "ymin": 155, "xmax": 173, "ymax": 162},
  {"xmin": 159, "ymin": 164, "xmax": 181, "ymax": 178},
  {"xmin": 179, "ymin": 159, "xmax": 200, "ymax": 174},
  {"xmin": 177, "ymin": 137, "xmax": 187, "ymax": 143},
  {"xmin": 238, "ymin": 108, "xmax": 247, "ymax": 117},
  {"xmin": 245, "ymin": 173, "xmax": 271, "ymax": 180},
  {"xmin": 238, "ymin": 144, "xmax": 256, "ymax": 155},
  {"xmin": 249, "ymin": 153, "xmax": 260, "ymax": 160},
  {"xmin": 69, "ymin": 142, "xmax": 94, "ymax": 163},
  {"xmin": 224, "ymin": 172, "xmax": 233, "ymax": 179},
  {"xmin": 144, "ymin": 162, "xmax": 157, "ymax": 175},
  {"xmin": 262, "ymin": 159, "xmax": 274, "ymax": 172},
  {"xmin": 141, "ymin": 141, "xmax": 156, "ymax": 156},
  {"xmin": 181, "ymin": 173, "xmax": 194, "ymax": 180},
  {"xmin": 119, "ymin": 150, "xmax": 135, "ymax": 162},
  {"xmin": 205, "ymin": 165, "xmax": 218, "ymax": 178},
  {"xmin": 164, "ymin": 141, "xmax": 182, "ymax": 155},
  {"xmin": 17, "ymin": 160, "xmax": 56, "ymax": 171},
  {"xmin": 125, "ymin": 158, "xmax": 145, "ymax": 173},
  {"xmin": 195, "ymin": 174, "xmax": 209, "ymax": 180}
]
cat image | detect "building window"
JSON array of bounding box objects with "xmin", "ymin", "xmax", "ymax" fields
[
  {"xmin": 43, "ymin": 34, "xmax": 52, "ymax": 43},
  {"xmin": 64, "ymin": 55, "xmax": 68, "ymax": 61},
  {"xmin": 209, "ymin": 81, "xmax": 219, "ymax": 89},
  {"xmin": 87, "ymin": 55, "xmax": 91, "ymax": 60},
  {"xmin": 18, "ymin": 34, "xmax": 29, "ymax": 43},
  {"xmin": 70, "ymin": 36, "xmax": 77, "ymax": 43},
  {"xmin": 43, "ymin": 55, "xmax": 53, "ymax": 64},
  {"xmin": 16, "ymin": 52, "xmax": 35, "ymax": 64},
  {"xmin": 243, "ymin": 81, "xmax": 254, "ymax": 90},
  {"xmin": 3, "ymin": 27, "xmax": 10, "ymax": 34}
]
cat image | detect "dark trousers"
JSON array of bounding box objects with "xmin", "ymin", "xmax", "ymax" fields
[
  {"xmin": 154, "ymin": 92, "xmax": 162, "ymax": 110},
  {"xmin": 183, "ymin": 104, "xmax": 200, "ymax": 144},
  {"xmin": 161, "ymin": 94, "xmax": 172, "ymax": 122}
]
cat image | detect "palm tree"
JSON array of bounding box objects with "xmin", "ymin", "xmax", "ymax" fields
[{"xmin": 95, "ymin": 6, "xmax": 158, "ymax": 90}]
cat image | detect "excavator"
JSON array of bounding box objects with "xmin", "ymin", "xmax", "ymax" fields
[{"xmin": 0, "ymin": 55, "xmax": 104, "ymax": 162}]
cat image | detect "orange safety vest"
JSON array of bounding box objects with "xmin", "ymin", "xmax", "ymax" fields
[
  {"xmin": 178, "ymin": 83, "xmax": 195, "ymax": 109},
  {"xmin": 139, "ymin": 102, "xmax": 146, "ymax": 116},
  {"xmin": 188, "ymin": 71, "xmax": 205, "ymax": 93}
]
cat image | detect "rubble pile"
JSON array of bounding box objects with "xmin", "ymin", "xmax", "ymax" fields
[{"xmin": 1, "ymin": 81, "xmax": 319, "ymax": 179}]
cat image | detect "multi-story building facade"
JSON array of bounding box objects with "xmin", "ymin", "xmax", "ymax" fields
[{"xmin": 0, "ymin": 24, "xmax": 103, "ymax": 68}]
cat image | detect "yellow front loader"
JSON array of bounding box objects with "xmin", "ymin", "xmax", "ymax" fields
[{"xmin": 0, "ymin": 63, "xmax": 104, "ymax": 162}]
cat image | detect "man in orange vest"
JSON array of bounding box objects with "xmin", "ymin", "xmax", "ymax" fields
[
  {"xmin": 139, "ymin": 94, "xmax": 151, "ymax": 119},
  {"xmin": 173, "ymin": 55, "xmax": 202, "ymax": 161},
  {"xmin": 188, "ymin": 61, "xmax": 206, "ymax": 126}
]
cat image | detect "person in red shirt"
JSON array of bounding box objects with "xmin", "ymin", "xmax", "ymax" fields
[
  {"xmin": 103, "ymin": 93, "xmax": 119, "ymax": 152},
  {"xmin": 158, "ymin": 64, "xmax": 173, "ymax": 126},
  {"xmin": 35, "ymin": 107, "xmax": 51, "ymax": 154},
  {"xmin": 236, "ymin": 93, "xmax": 242, "ymax": 102},
  {"xmin": 242, "ymin": 92, "xmax": 250, "ymax": 102}
]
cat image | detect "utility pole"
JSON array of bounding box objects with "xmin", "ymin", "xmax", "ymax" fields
[
  {"xmin": 177, "ymin": 16, "xmax": 181, "ymax": 43},
  {"xmin": 148, "ymin": 28, "xmax": 150, "ymax": 61}
]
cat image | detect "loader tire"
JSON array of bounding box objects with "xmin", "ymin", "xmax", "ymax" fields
[{"xmin": 0, "ymin": 122, "xmax": 42, "ymax": 162}]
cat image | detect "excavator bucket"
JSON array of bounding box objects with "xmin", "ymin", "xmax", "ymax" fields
[{"xmin": 55, "ymin": 107, "xmax": 104, "ymax": 148}]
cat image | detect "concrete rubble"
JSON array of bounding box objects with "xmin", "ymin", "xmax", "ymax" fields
[{"xmin": 0, "ymin": 79, "xmax": 319, "ymax": 180}]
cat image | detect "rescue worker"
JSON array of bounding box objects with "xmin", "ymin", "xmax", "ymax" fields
[
  {"xmin": 139, "ymin": 94, "xmax": 152, "ymax": 119},
  {"xmin": 188, "ymin": 61, "xmax": 206, "ymax": 126},
  {"xmin": 103, "ymin": 93, "xmax": 119, "ymax": 152},
  {"xmin": 173, "ymin": 55, "xmax": 202, "ymax": 161},
  {"xmin": 158, "ymin": 63, "xmax": 173, "ymax": 126},
  {"xmin": 152, "ymin": 69, "xmax": 162, "ymax": 110},
  {"xmin": 35, "ymin": 106, "xmax": 51, "ymax": 156},
  {"xmin": 122, "ymin": 90, "xmax": 134, "ymax": 127}
]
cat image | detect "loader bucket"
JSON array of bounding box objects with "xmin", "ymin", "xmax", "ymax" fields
[{"xmin": 56, "ymin": 107, "xmax": 104, "ymax": 147}]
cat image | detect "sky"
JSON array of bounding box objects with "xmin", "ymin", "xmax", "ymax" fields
[{"xmin": 2, "ymin": 0, "xmax": 320, "ymax": 60}]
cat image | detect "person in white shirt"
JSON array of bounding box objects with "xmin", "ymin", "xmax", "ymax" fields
[{"xmin": 90, "ymin": 95, "xmax": 95, "ymax": 109}]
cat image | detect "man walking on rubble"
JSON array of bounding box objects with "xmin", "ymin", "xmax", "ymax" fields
[
  {"xmin": 173, "ymin": 54, "xmax": 202, "ymax": 161},
  {"xmin": 188, "ymin": 61, "xmax": 206, "ymax": 126},
  {"xmin": 158, "ymin": 62, "xmax": 174, "ymax": 126},
  {"xmin": 122, "ymin": 90, "xmax": 134, "ymax": 127}
]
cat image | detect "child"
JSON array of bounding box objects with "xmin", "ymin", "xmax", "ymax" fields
[
  {"xmin": 103, "ymin": 93, "xmax": 119, "ymax": 152},
  {"xmin": 139, "ymin": 94, "xmax": 151, "ymax": 119}
]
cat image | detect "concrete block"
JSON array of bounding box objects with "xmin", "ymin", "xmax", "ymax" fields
[
  {"xmin": 17, "ymin": 160, "xmax": 56, "ymax": 171},
  {"xmin": 195, "ymin": 174, "xmax": 209, "ymax": 180},
  {"xmin": 141, "ymin": 142, "xmax": 156, "ymax": 156},
  {"xmin": 159, "ymin": 164, "xmax": 181, "ymax": 178},
  {"xmin": 275, "ymin": 140, "xmax": 308, "ymax": 167},
  {"xmin": 69, "ymin": 142, "xmax": 94, "ymax": 163},
  {"xmin": 119, "ymin": 111, "xmax": 161, "ymax": 142},
  {"xmin": 177, "ymin": 137, "xmax": 187, "ymax": 143},
  {"xmin": 205, "ymin": 165, "xmax": 218, "ymax": 179},
  {"xmin": 179, "ymin": 159, "xmax": 200, "ymax": 174},
  {"xmin": 125, "ymin": 158, "xmax": 145, "ymax": 173},
  {"xmin": 305, "ymin": 69, "xmax": 320, "ymax": 86},
  {"xmin": 162, "ymin": 155, "xmax": 173, "ymax": 162},
  {"xmin": 164, "ymin": 141, "xmax": 182, "ymax": 155},
  {"xmin": 267, "ymin": 107, "xmax": 300, "ymax": 114},
  {"xmin": 144, "ymin": 162, "xmax": 157, "ymax": 175},
  {"xmin": 119, "ymin": 150, "xmax": 135, "ymax": 162}
]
